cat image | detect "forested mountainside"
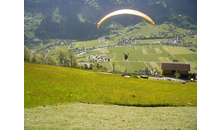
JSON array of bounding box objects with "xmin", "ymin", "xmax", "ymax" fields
[{"xmin": 24, "ymin": 0, "xmax": 197, "ymax": 47}]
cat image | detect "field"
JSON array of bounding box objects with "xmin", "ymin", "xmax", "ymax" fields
[
  {"xmin": 24, "ymin": 63, "xmax": 197, "ymax": 108},
  {"xmin": 79, "ymin": 45, "xmax": 197, "ymax": 73},
  {"xmin": 24, "ymin": 63, "xmax": 197, "ymax": 129}
]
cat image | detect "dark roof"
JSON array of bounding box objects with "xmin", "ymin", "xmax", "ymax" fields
[{"xmin": 161, "ymin": 63, "xmax": 190, "ymax": 71}]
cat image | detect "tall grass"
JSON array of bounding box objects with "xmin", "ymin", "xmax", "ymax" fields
[{"xmin": 24, "ymin": 63, "xmax": 197, "ymax": 108}]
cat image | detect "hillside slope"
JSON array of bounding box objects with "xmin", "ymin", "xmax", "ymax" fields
[
  {"xmin": 24, "ymin": 0, "xmax": 197, "ymax": 47},
  {"xmin": 24, "ymin": 63, "xmax": 197, "ymax": 108}
]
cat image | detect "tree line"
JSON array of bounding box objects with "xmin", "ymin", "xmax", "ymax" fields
[
  {"xmin": 24, "ymin": 46, "xmax": 107, "ymax": 71},
  {"xmin": 24, "ymin": 46, "xmax": 57, "ymax": 65}
]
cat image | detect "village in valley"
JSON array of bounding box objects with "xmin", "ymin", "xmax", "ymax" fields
[
  {"xmin": 33, "ymin": 22, "xmax": 196, "ymax": 53},
  {"xmin": 29, "ymin": 23, "xmax": 197, "ymax": 81}
]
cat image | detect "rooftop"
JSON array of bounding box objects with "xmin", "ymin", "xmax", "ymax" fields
[{"xmin": 161, "ymin": 63, "xmax": 190, "ymax": 71}]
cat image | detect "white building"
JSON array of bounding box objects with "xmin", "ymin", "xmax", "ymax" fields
[{"xmin": 98, "ymin": 38, "xmax": 105, "ymax": 42}]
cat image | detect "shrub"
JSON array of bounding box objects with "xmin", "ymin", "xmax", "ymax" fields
[
  {"xmin": 174, "ymin": 71, "xmax": 181, "ymax": 79},
  {"xmin": 131, "ymin": 75, "xmax": 139, "ymax": 79}
]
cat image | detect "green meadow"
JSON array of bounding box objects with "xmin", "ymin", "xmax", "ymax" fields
[
  {"xmin": 24, "ymin": 63, "xmax": 197, "ymax": 108},
  {"xmin": 82, "ymin": 45, "xmax": 197, "ymax": 73}
]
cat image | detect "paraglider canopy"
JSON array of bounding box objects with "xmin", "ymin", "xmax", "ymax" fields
[{"xmin": 97, "ymin": 9, "xmax": 155, "ymax": 29}]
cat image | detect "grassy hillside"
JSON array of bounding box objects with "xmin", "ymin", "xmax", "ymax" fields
[{"xmin": 24, "ymin": 63, "xmax": 197, "ymax": 108}]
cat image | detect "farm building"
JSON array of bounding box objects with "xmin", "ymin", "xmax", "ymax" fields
[
  {"xmin": 98, "ymin": 38, "xmax": 105, "ymax": 42},
  {"xmin": 161, "ymin": 63, "xmax": 190, "ymax": 76}
]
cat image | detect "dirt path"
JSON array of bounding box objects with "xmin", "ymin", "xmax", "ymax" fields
[{"xmin": 24, "ymin": 103, "xmax": 197, "ymax": 130}]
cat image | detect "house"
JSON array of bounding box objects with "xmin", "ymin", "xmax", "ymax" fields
[
  {"xmin": 161, "ymin": 63, "xmax": 190, "ymax": 76},
  {"xmin": 98, "ymin": 38, "xmax": 105, "ymax": 42}
]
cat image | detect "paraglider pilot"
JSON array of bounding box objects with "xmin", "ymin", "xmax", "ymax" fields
[{"xmin": 123, "ymin": 53, "xmax": 129, "ymax": 61}]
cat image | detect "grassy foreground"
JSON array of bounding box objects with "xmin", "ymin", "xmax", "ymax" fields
[
  {"xmin": 24, "ymin": 63, "xmax": 197, "ymax": 108},
  {"xmin": 24, "ymin": 103, "xmax": 197, "ymax": 130}
]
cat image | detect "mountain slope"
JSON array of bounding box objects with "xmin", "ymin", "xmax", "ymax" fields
[{"xmin": 24, "ymin": 0, "xmax": 197, "ymax": 47}]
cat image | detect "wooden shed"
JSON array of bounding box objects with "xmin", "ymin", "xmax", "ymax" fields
[{"xmin": 161, "ymin": 63, "xmax": 190, "ymax": 76}]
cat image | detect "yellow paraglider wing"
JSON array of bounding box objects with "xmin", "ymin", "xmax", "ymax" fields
[{"xmin": 97, "ymin": 9, "xmax": 155, "ymax": 29}]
